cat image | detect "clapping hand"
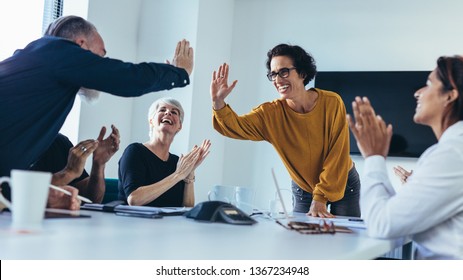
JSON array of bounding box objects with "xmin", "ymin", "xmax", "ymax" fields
[
  {"xmin": 64, "ymin": 139, "xmax": 99, "ymax": 179},
  {"xmin": 175, "ymin": 140, "xmax": 211, "ymax": 181},
  {"xmin": 393, "ymin": 166, "xmax": 413, "ymax": 184},
  {"xmin": 92, "ymin": 125, "xmax": 120, "ymax": 166},
  {"xmin": 192, "ymin": 139, "xmax": 211, "ymax": 170},
  {"xmin": 347, "ymin": 96, "xmax": 393, "ymax": 158}
]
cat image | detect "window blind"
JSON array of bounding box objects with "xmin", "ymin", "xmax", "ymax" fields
[{"xmin": 42, "ymin": 0, "xmax": 63, "ymax": 34}]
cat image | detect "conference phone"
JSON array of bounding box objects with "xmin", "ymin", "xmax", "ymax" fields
[{"xmin": 184, "ymin": 201, "xmax": 256, "ymax": 225}]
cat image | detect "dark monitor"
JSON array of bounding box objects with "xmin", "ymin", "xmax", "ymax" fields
[{"xmin": 314, "ymin": 71, "xmax": 437, "ymax": 157}]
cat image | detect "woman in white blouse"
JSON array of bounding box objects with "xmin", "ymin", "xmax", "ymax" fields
[{"xmin": 347, "ymin": 56, "xmax": 463, "ymax": 260}]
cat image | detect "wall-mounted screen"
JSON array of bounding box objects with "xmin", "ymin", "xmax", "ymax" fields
[{"xmin": 314, "ymin": 71, "xmax": 437, "ymax": 157}]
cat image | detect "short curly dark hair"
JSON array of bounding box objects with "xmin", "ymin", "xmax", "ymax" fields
[{"xmin": 266, "ymin": 44, "xmax": 317, "ymax": 86}]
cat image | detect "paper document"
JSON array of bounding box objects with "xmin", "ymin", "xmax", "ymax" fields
[{"xmin": 295, "ymin": 216, "xmax": 366, "ymax": 229}]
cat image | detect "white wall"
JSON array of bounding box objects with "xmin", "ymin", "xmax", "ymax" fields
[
  {"xmin": 188, "ymin": 0, "xmax": 236, "ymax": 201},
  {"xmin": 132, "ymin": 0, "xmax": 199, "ymax": 153},
  {"xmin": 77, "ymin": 0, "xmax": 142, "ymax": 178},
  {"xmin": 74, "ymin": 0, "xmax": 463, "ymax": 209}
]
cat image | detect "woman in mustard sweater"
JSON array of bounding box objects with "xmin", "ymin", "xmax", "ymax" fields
[{"xmin": 210, "ymin": 44, "xmax": 360, "ymax": 218}]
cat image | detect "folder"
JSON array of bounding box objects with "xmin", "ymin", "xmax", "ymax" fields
[{"xmin": 81, "ymin": 201, "xmax": 190, "ymax": 216}]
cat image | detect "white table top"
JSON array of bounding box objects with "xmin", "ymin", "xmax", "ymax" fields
[{"xmin": 0, "ymin": 210, "xmax": 405, "ymax": 260}]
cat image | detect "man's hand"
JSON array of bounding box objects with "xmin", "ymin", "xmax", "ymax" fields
[
  {"xmin": 169, "ymin": 39, "xmax": 194, "ymax": 76},
  {"xmin": 47, "ymin": 185, "xmax": 81, "ymax": 210},
  {"xmin": 92, "ymin": 125, "xmax": 120, "ymax": 166},
  {"xmin": 61, "ymin": 139, "xmax": 99, "ymax": 181}
]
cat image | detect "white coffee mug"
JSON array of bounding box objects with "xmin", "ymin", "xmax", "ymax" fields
[
  {"xmin": 0, "ymin": 169, "xmax": 52, "ymax": 231},
  {"xmin": 234, "ymin": 186, "xmax": 254, "ymax": 214},
  {"xmin": 269, "ymin": 199, "xmax": 284, "ymax": 218},
  {"xmin": 207, "ymin": 185, "xmax": 234, "ymax": 203}
]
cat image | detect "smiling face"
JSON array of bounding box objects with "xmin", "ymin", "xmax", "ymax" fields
[
  {"xmin": 413, "ymin": 69, "xmax": 449, "ymax": 128},
  {"xmin": 150, "ymin": 102, "xmax": 182, "ymax": 136},
  {"xmin": 270, "ymin": 56, "xmax": 306, "ymax": 99}
]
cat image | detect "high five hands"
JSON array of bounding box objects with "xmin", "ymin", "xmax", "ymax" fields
[
  {"xmin": 168, "ymin": 39, "xmax": 194, "ymax": 76},
  {"xmin": 347, "ymin": 96, "xmax": 393, "ymax": 158},
  {"xmin": 210, "ymin": 63, "xmax": 238, "ymax": 110}
]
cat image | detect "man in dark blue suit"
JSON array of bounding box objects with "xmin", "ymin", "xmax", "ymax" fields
[{"xmin": 0, "ymin": 15, "xmax": 194, "ymax": 209}]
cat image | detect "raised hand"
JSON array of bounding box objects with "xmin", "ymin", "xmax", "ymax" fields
[
  {"xmin": 92, "ymin": 125, "xmax": 120, "ymax": 166},
  {"xmin": 347, "ymin": 96, "xmax": 393, "ymax": 158},
  {"xmin": 170, "ymin": 39, "xmax": 194, "ymax": 76},
  {"xmin": 210, "ymin": 63, "xmax": 238, "ymax": 110}
]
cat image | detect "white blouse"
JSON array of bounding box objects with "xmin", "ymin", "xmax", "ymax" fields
[{"xmin": 361, "ymin": 121, "xmax": 463, "ymax": 259}]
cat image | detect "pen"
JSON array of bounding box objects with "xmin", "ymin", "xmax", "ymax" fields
[{"xmin": 50, "ymin": 185, "xmax": 93, "ymax": 204}]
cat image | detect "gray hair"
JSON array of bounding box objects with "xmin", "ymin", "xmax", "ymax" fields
[
  {"xmin": 44, "ymin": 15, "xmax": 97, "ymax": 41},
  {"xmin": 148, "ymin": 98, "xmax": 185, "ymax": 138}
]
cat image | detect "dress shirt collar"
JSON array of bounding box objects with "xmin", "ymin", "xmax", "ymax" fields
[{"xmin": 439, "ymin": 121, "xmax": 463, "ymax": 143}]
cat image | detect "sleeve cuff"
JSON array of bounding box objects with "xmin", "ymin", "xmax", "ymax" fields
[
  {"xmin": 364, "ymin": 155, "xmax": 387, "ymax": 175},
  {"xmin": 312, "ymin": 194, "xmax": 328, "ymax": 204},
  {"xmin": 212, "ymin": 104, "xmax": 231, "ymax": 116}
]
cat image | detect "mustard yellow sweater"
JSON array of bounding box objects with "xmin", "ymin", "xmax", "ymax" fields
[{"xmin": 213, "ymin": 88, "xmax": 352, "ymax": 203}]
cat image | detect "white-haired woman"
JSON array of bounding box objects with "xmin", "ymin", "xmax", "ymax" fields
[{"xmin": 118, "ymin": 98, "xmax": 210, "ymax": 207}]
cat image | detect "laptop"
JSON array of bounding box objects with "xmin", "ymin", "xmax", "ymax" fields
[
  {"xmin": 271, "ymin": 168, "xmax": 292, "ymax": 219},
  {"xmin": 271, "ymin": 168, "xmax": 358, "ymax": 233}
]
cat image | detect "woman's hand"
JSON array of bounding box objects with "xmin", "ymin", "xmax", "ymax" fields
[
  {"xmin": 177, "ymin": 140, "xmax": 212, "ymax": 180},
  {"xmin": 347, "ymin": 96, "xmax": 393, "ymax": 158},
  {"xmin": 307, "ymin": 200, "xmax": 334, "ymax": 218},
  {"xmin": 393, "ymin": 166, "xmax": 413, "ymax": 184},
  {"xmin": 210, "ymin": 63, "xmax": 238, "ymax": 110},
  {"xmin": 193, "ymin": 139, "xmax": 211, "ymax": 170},
  {"xmin": 175, "ymin": 147, "xmax": 201, "ymax": 180}
]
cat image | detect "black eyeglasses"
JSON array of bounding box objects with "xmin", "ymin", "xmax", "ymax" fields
[{"xmin": 267, "ymin": 67, "xmax": 296, "ymax": 81}]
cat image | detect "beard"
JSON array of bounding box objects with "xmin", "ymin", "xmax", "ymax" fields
[{"xmin": 77, "ymin": 87, "xmax": 101, "ymax": 104}]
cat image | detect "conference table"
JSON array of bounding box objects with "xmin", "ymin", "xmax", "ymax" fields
[{"xmin": 0, "ymin": 209, "xmax": 406, "ymax": 260}]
